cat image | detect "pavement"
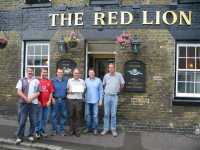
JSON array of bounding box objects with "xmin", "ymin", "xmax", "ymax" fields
[{"xmin": 0, "ymin": 116, "xmax": 200, "ymax": 150}]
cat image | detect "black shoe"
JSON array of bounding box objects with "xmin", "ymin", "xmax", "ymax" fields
[
  {"xmin": 75, "ymin": 132, "xmax": 80, "ymax": 137},
  {"xmin": 69, "ymin": 130, "xmax": 74, "ymax": 136}
]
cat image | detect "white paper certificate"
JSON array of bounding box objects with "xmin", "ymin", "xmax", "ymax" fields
[{"xmin": 71, "ymin": 84, "xmax": 84, "ymax": 93}]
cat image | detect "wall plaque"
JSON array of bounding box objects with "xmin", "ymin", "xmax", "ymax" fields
[
  {"xmin": 124, "ymin": 60, "xmax": 145, "ymax": 92},
  {"xmin": 57, "ymin": 59, "xmax": 77, "ymax": 77}
]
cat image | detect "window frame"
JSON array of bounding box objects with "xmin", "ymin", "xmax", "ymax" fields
[
  {"xmin": 24, "ymin": 0, "xmax": 51, "ymax": 4},
  {"xmin": 178, "ymin": 0, "xmax": 200, "ymax": 4},
  {"xmin": 175, "ymin": 43, "xmax": 200, "ymax": 99},
  {"xmin": 90, "ymin": 0, "xmax": 119, "ymax": 5},
  {"xmin": 24, "ymin": 41, "xmax": 50, "ymax": 78}
]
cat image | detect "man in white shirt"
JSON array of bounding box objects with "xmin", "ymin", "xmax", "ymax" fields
[
  {"xmin": 15, "ymin": 67, "xmax": 40, "ymax": 144},
  {"xmin": 67, "ymin": 68, "xmax": 85, "ymax": 137}
]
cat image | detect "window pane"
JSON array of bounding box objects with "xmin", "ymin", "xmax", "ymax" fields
[
  {"xmin": 196, "ymin": 59, "xmax": 200, "ymax": 69},
  {"xmin": 42, "ymin": 56, "xmax": 48, "ymax": 66},
  {"xmin": 187, "ymin": 71, "xmax": 194, "ymax": 82},
  {"xmin": 196, "ymin": 47, "xmax": 200, "ymax": 57},
  {"xmin": 35, "ymin": 45, "xmax": 42, "ymax": 55},
  {"xmin": 187, "ymin": 46, "xmax": 195, "ymax": 57},
  {"xmin": 178, "ymin": 58, "xmax": 186, "ymax": 69},
  {"xmin": 196, "ymin": 72, "xmax": 200, "ymax": 82},
  {"xmin": 35, "ymin": 56, "xmax": 41, "ymax": 66},
  {"xmin": 186, "ymin": 82, "xmax": 194, "ymax": 93},
  {"xmin": 42, "ymin": 45, "xmax": 48, "ymax": 55},
  {"xmin": 179, "ymin": 47, "xmax": 186, "ymax": 57},
  {"xmin": 35, "ymin": 67, "xmax": 41, "ymax": 77},
  {"xmin": 195, "ymin": 83, "xmax": 200, "ymax": 93},
  {"xmin": 27, "ymin": 45, "xmax": 34, "ymax": 55},
  {"xmin": 187, "ymin": 58, "xmax": 195, "ymax": 69},
  {"xmin": 178, "ymin": 82, "xmax": 185, "ymax": 93},
  {"xmin": 27, "ymin": 56, "xmax": 34, "ymax": 65},
  {"xmin": 178, "ymin": 71, "xmax": 186, "ymax": 81}
]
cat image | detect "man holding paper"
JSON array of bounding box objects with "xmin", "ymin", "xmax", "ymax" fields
[{"xmin": 67, "ymin": 68, "xmax": 86, "ymax": 137}]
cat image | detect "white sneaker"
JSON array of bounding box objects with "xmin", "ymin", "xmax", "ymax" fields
[
  {"xmin": 35, "ymin": 133, "xmax": 41, "ymax": 139},
  {"xmin": 15, "ymin": 138, "xmax": 22, "ymax": 145},
  {"xmin": 111, "ymin": 130, "xmax": 118, "ymax": 137},
  {"xmin": 100, "ymin": 130, "xmax": 108, "ymax": 136},
  {"xmin": 28, "ymin": 136, "xmax": 34, "ymax": 142}
]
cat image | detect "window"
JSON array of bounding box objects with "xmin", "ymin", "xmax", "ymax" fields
[
  {"xmin": 176, "ymin": 43, "xmax": 200, "ymax": 98},
  {"xmin": 25, "ymin": 0, "xmax": 51, "ymax": 4},
  {"xmin": 25, "ymin": 42, "xmax": 50, "ymax": 78},
  {"xmin": 178, "ymin": 0, "xmax": 200, "ymax": 4},
  {"xmin": 90, "ymin": 0, "xmax": 119, "ymax": 5}
]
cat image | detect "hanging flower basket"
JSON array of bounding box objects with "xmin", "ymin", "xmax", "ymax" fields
[
  {"xmin": 0, "ymin": 37, "xmax": 8, "ymax": 49},
  {"xmin": 64, "ymin": 31, "xmax": 79, "ymax": 49},
  {"xmin": 68, "ymin": 40, "xmax": 78, "ymax": 48},
  {"xmin": 116, "ymin": 32, "xmax": 132, "ymax": 49}
]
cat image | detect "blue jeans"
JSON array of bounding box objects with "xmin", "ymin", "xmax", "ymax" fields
[
  {"xmin": 35, "ymin": 106, "xmax": 49, "ymax": 134},
  {"xmin": 85, "ymin": 103, "xmax": 98, "ymax": 130},
  {"xmin": 51, "ymin": 98, "xmax": 67, "ymax": 133},
  {"xmin": 16, "ymin": 103, "xmax": 38, "ymax": 138},
  {"xmin": 103, "ymin": 95, "xmax": 118, "ymax": 131}
]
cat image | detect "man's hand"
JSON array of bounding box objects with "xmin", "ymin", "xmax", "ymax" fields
[
  {"xmin": 51, "ymin": 98, "xmax": 55, "ymax": 104},
  {"xmin": 99, "ymin": 100, "xmax": 103, "ymax": 106},
  {"xmin": 47, "ymin": 100, "xmax": 51, "ymax": 106}
]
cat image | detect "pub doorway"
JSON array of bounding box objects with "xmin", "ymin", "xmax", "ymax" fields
[
  {"xmin": 87, "ymin": 54, "xmax": 115, "ymax": 80},
  {"xmin": 85, "ymin": 41, "xmax": 116, "ymax": 124}
]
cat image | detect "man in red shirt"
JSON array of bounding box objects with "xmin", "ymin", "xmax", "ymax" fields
[{"xmin": 35, "ymin": 68, "xmax": 54, "ymax": 138}]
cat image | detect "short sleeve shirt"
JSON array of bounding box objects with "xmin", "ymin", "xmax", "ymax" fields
[
  {"xmin": 103, "ymin": 72, "xmax": 125, "ymax": 95},
  {"xmin": 16, "ymin": 78, "xmax": 40, "ymax": 104},
  {"xmin": 39, "ymin": 79, "xmax": 54, "ymax": 107}
]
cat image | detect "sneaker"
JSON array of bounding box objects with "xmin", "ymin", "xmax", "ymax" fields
[
  {"xmin": 100, "ymin": 130, "xmax": 108, "ymax": 136},
  {"xmin": 74, "ymin": 131, "xmax": 80, "ymax": 137},
  {"xmin": 41, "ymin": 132, "xmax": 48, "ymax": 138},
  {"xmin": 83, "ymin": 128, "xmax": 90, "ymax": 134},
  {"xmin": 93, "ymin": 129, "xmax": 98, "ymax": 135},
  {"xmin": 28, "ymin": 136, "xmax": 34, "ymax": 142},
  {"xmin": 69, "ymin": 130, "xmax": 74, "ymax": 136},
  {"xmin": 15, "ymin": 138, "xmax": 22, "ymax": 145},
  {"xmin": 51, "ymin": 130, "xmax": 57, "ymax": 136},
  {"xmin": 35, "ymin": 133, "xmax": 41, "ymax": 139},
  {"xmin": 60, "ymin": 132, "xmax": 66, "ymax": 136},
  {"xmin": 111, "ymin": 130, "xmax": 118, "ymax": 137}
]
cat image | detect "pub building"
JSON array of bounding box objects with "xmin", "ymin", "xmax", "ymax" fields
[{"xmin": 0, "ymin": 0, "xmax": 200, "ymax": 132}]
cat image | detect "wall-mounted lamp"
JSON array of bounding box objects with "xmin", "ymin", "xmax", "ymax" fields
[
  {"xmin": 57, "ymin": 35, "xmax": 67, "ymax": 53},
  {"xmin": 131, "ymin": 35, "xmax": 141, "ymax": 54}
]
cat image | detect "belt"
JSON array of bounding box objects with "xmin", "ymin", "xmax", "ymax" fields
[
  {"xmin": 54, "ymin": 96, "xmax": 66, "ymax": 100},
  {"xmin": 105, "ymin": 93, "xmax": 119, "ymax": 96}
]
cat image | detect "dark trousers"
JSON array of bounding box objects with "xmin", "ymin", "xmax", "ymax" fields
[
  {"xmin": 68, "ymin": 99, "xmax": 83, "ymax": 133},
  {"xmin": 16, "ymin": 103, "xmax": 38, "ymax": 138}
]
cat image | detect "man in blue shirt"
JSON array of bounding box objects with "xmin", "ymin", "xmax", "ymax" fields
[
  {"xmin": 51, "ymin": 68, "xmax": 68, "ymax": 136},
  {"xmin": 84, "ymin": 68, "xmax": 103, "ymax": 135}
]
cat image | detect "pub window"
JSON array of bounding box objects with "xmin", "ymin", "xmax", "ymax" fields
[
  {"xmin": 90, "ymin": 0, "xmax": 119, "ymax": 5},
  {"xmin": 25, "ymin": 0, "xmax": 51, "ymax": 4},
  {"xmin": 176, "ymin": 43, "xmax": 200, "ymax": 98},
  {"xmin": 25, "ymin": 42, "xmax": 50, "ymax": 78},
  {"xmin": 178, "ymin": 0, "xmax": 200, "ymax": 4}
]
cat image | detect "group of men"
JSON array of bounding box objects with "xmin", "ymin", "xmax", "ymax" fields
[{"xmin": 15, "ymin": 63, "xmax": 125, "ymax": 144}]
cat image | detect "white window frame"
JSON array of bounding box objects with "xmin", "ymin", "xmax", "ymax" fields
[
  {"xmin": 25, "ymin": 41, "xmax": 50, "ymax": 78},
  {"xmin": 176, "ymin": 43, "xmax": 200, "ymax": 98}
]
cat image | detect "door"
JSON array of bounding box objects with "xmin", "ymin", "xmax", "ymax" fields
[{"xmin": 87, "ymin": 54, "xmax": 115, "ymax": 80}]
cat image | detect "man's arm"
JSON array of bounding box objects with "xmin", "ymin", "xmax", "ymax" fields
[
  {"xmin": 17, "ymin": 89, "xmax": 28, "ymax": 102},
  {"xmin": 28, "ymin": 92, "xmax": 40, "ymax": 102}
]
